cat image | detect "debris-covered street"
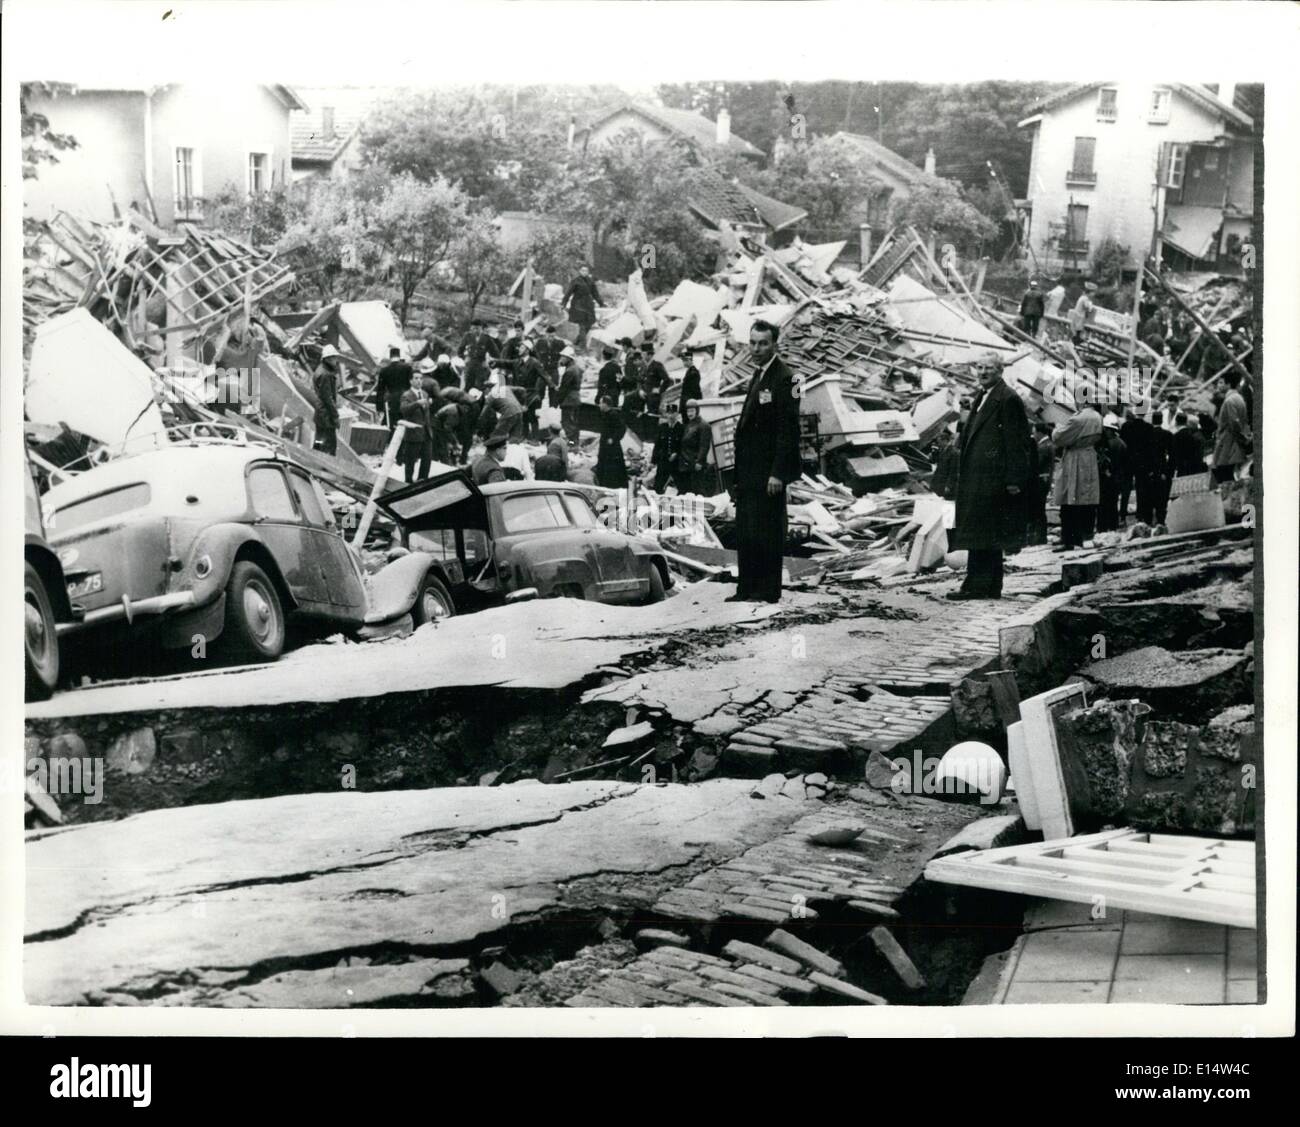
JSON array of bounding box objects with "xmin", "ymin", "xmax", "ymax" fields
[{"xmin": 14, "ymin": 34, "xmax": 1272, "ymax": 1034}]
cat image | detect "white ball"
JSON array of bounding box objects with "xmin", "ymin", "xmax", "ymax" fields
[{"xmin": 935, "ymin": 741, "xmax": 1006, "ymax": 802}]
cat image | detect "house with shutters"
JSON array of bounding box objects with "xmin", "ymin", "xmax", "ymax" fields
[
  {"xmin": 1017, "ymin": 82, "xmax": 1254, "ymax": 276},
  {"xmin": 22, "ymin": 83, "xmax": 306, "ymax": 228}
]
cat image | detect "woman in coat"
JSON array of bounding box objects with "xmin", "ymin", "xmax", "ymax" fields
[
  {"xmin": 594, "ymin": 395, "xmax": 629, "ymax": 490},
  {"xmin": 676, "ymin": 400, "xmax": 714, "ymax": 496},
  {"xmin": 1051, "ymin": 397, "xmax": 1103, "ymax": 549}
]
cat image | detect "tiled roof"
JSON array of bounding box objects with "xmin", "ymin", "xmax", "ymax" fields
[
  {"xmin": 291, "ymin": 104, "xmax": 366, "ymax": 163},
  {"xmin": 586, "ymin": 103, "xmax": 765, "ymax": 159},
  {"xmin": 833, "ymin": 132, "xmax": 928, "ymax": 186},
  {"xmin": 687, "ymin": 169, "xmax": 764, "ymax": 229},
  {"xmin": 735, "ymin": 182, "xmax": 808, "ymax": 232}
]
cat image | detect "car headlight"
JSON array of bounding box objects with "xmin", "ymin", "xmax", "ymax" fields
[{"xmin": 194, "ymin": 554, "xmax": 213, "ymax": 579}]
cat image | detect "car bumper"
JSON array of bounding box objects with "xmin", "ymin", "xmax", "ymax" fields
[{"xmin": 57, "ymin": 591, "xmax": 198, "ymax": 635}]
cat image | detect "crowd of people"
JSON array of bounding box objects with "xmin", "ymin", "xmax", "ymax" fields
[{"xmin": 310, "ymin": 267, "xmax": 717, "ymax": 497}]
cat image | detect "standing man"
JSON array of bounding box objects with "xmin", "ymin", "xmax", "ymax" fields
[
  {"xmin": 596, "ymin": 346, "xmax": 622, "ymax": 406},
  {"xmin": 651, "ymin": 401, "xmax": 683, "ymax": 493},
  {"xmin": 460, "ymin": 321, "xmax": 499, "ymax": 393},
  {"xmin": 397, "ymin": 370, "xmax": 434, "ymax": 483},
  {"xmin": 1212, "ymin": 371, "xmax": 1252, "ymax": 483},
  {"xmin": 375, "ymin": 346, "xmax": 412, "ymax": 430},
  {"xmin": 677, "ymin": 400, "xmax": 714, "ymax": 496},
  {"xmin": 556, "ymin": 346, "xmax": 583, "ymax": 445},
  {"xmin": 312, "ymin": 344, "xmax": 342, "ymax": 457},
  {"xmin": 1095, "ymin": 413, "xmax": 1129, "ymax": 532},
  {"xmin": 472, "ymin": 431, "xmax": 509, "ymax": 486},
  {"xmin": 1119, "ymin": 407, "xmax": 1157, "ymax": 524},
  {"xmin": 679, "ymin": 347, "xmax": 703, "ymax": 407},
  {"xmin": 535, "ymin": 325, "xmax": 564, "ymax": 382},
  {"xmin": 1043, "ymin": 278, "xmax": 1068, "ymax": 321},
  {"xmin": 638, "ymin": 342, "xmax": 669, "ymax": 422},
  {"xmin": 730, "ymin": 320, "xmax": 801, "ymax": 603},
  {"xmin": 947, "ymin": 352, "xmax": 1032, "ymax": 600},
  {"xmin": 1069, "ymin": 282, "xmax": 1098, "ymax": 346},
  {"xmin": 1150, "ymin": 410, "xmax": 1174, "ymax": 524},
  {"xmin": 563, "ymin": 265, "xmax": 600, "ymax": 348},
  {"xmin": 1172, "ymin": 411, "xmax": 1206, "ymax": 478},
  {"xmin": 1018, "ymin": 279, "xmax": 1045, "ymax": 337}
]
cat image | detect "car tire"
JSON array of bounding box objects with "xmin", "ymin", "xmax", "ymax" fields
[
  {"xmin": 24, "ymin": 562, "xmax": 60, "ymax": 701},
  {"xmin": 411, "ymin": 572, "xmax": 456, "ymax": 626},
  {"xmin": 221, "ymin": 561, "xmax": 285, "ymax": 662},
  {"xmin": 643, "ymin": 564, "xmax": 666, "ymax": 605}
]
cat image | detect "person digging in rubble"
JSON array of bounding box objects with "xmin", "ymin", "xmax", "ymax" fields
[
  {"xmin": 398, "ymin": 370, "xmax": 435, "ymax": 483},
  {"xmin": 729, "ymin": 319, "xmax": 801, "ymax": 604},
  {"xmin": 595, "ymin": 395, "xmax": 629, "ymax": 490},
  {"xmin": 430, "ymin": 353, "xmax": 458, "ymax": 391},
  {"xmin": 677, "ymin": 399, "xmax": 714, "ymax": 496},
  {"xmin": 534, "ymin": 436, "xmax": 569, "ymax": 482},
  {"xmin": 947, "ymin": 351, "xmax": 1033, "ymax": 600},
  {"xmin": 650, "ymin": 400, "xmax": 684, "ymax": 493},
  {"xmin": 312, "ymin": 344, "xmax": 342, "ymax": 457},
  {"xmin": 430, "ymin": 397, "xmax": 461, "ymax": 466},
  {"xmin": 375, "ymin": 346, "xmax": 413, "ymax": 430}
]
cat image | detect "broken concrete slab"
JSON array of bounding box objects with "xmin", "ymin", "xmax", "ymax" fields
[
  {"xmin": 226, "ymin": 958, "xmax": 471, "ymax": 1008},
  {"xmin": 932, "ymin": 814, "xmax": 1024, "ymax": 858},
  {"xmin": 868, "ymin": 927, "xmax": 926, "ymax": 990},
  {"xmin": 764, "ymin": 929, "xmax": 844, "ymax": 977},
  {"xmin": 24, "ymin": 778, "xmax": 818, "ymax": 1006},
  {"xmin": 1079, "ymin": 646, "xmax": 1252, "ymax": 724}
]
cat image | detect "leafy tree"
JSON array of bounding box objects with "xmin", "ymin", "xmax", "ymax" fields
[
  {"xmin": 515, "ymin": 223, "xmax": 593, "ymax": 288},
  {"xmin": 276, "ymin": 177, "xmax": 384, "ymax": 304},
  {"xmin": 744, "ymin": 134, "xmax": 884, "ymax": 232},
  {"xmin": 368, "ymin": 173, "xmax": 470, "ymax": 326},
  {"xmin": 888, "ymin": 176, "xmax": 997, "ymax": 255},
  {"xmin": 446, "ymin": 210, "xmax": 515, "ymax": 324},
  {"xmin": 21, "ymin": 82, "xmax": 80, "ymax": 182},
  {"xmin": 206, "ymin": 183, "xmax": 296, "ymax": 248}
]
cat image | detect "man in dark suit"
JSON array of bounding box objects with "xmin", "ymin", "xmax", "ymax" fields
[
  {"xmin": 679, "ymin": 348, "xmax": 703, "ymax": 407},
  {"xmin": 375, "ymin": 346, "xmax": 412, "ymax": 430},
  {"xmin": 555, "ymin": 346, "xmax": 583, "ymax": 444},
  {"xmin": 460, "ymin": 321, "xmax": 499, "ymax": 392},
  {"xmin": 947, "ymin": 351, "xmax": 1033, "ymax": 600},
  {"xmin": 729, "ymin": 319, "xmax": 802, "ymax": 603},
  {"xmin": 563, "ymin": 265, "xmax": 600, "ymax": 347},
  {"xmin": 1018, "ymin": 280, "xmax": 1045, "ymax": 337},
  {"xmin": 596, "ymin": 346, "xmax": 622, "ymax": 406}
]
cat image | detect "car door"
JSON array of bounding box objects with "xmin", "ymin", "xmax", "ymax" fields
[
  {"xmin": 245, "ymin": 463, "xmax": 331, "ymax": 611},
  {"xmin": 558, "ymin": 491, "xmax": 646, "ymax": 603},
  {"xmin": 285, "ymin": 468, "xmax": 366, "ymax": 613}
]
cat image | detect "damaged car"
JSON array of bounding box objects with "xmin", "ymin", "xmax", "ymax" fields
[
  {"xmin": 376, "ymin": 468, "xmax": 672, "ymax": 612},
  {"xmin": 41, "ymin": 438, "xmax": 460, "ymax": 664}
]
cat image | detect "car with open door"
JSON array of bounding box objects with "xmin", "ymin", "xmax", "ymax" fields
[{"xmin": 376, "ymin": 468, "xmax": 672, "ymax": 612}]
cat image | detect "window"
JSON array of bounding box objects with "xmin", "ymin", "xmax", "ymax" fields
[
  {"xmin": 561, "ymin": 494, "xmax": 599, "ymax": 527},
  {"xmin": 1064, "ymin": 204, "xmax": 1089, "ymax": 252},
  {"xmin": 173, "ymin": 146, "xmax": 203, "ymax": 219},
  {"xmin": 247, "ymin": 466, "xmax": 296, "ymax": 520},
  {"xmin": 1149, "ymin": 87, "xmax": 1171, "ymax": 124},
  {"xmin": 53, "ymin": 483, "xmax": 151, "ymax": 534},
  {"xmin": 499, "ymin": 493, "xmax": 569, "ymax": 534},
  {"xmin": 410, "ymin": 529, "xmax": 456, "ymax": 561},
  {"xmin": 1096, "ymin": 87, "xmax": 1118, "ymax": 121},
  {"xmin": 1166, "ymin": 143, "xmax": 1188, "ymax": 190},
  {"xmin": 1069, "ymin": 137, "xmax": 1097, "ymax": 183},
  {"xmin": 288, "ymin": 470, "xmax": 327, "ymax": 526},
  {"xmin": 247, "ymin": 151, "xmax": 270, "ymax": 195}
]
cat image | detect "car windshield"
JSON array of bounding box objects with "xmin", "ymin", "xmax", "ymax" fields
[
  {"xmin": 500, "ymin": 493, "xmax": 570, "ymax": 534},
  {"xmin": 52, "ymin": 482, "xmax": 151, "ymax": 534}
]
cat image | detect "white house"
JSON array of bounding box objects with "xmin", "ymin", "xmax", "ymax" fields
[
  {"xmin": 1018, "ymin": 82, "xmax": 1253, "ymax": 275},
  {"xmin": 23, "ymin": 83, "xmax": 305, "ymax": 228}
]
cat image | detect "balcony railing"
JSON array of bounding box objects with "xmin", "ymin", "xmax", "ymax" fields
[
  {"xmin": 1096, "ymin": 107, "xmax": 1117, "ymax": 123},
  {"xmin": 1065, "ymin": 169, "xmax": 1097, "ymax": 186},
  {"xmin": 1057, "ymin": 237, "xmax": 1090, "ymax": 255}
]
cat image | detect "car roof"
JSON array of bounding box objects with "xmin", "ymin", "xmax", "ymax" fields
[
  {"xmin": 478, "ymin": 480, "xmax": 585, "ymax": 497},
  {"xmin": 43, "ymin": 442, "xmax": 300, "ymax": 507}
]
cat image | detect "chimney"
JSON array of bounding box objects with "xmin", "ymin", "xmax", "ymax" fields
[
  {"xmin": 924, "ymin": 147, "xmax": 936, "ymax": 176},
  {"xmin": 1217, "ymin": 81, "xmax": 1236, "ymax": 108},
  {"xmin": 716, "ymin": 108, "xmax": 731, "ymax": 147},
  {"xmin": 321, "ymin": 107, "xmax": 336, "ymax": 139}
]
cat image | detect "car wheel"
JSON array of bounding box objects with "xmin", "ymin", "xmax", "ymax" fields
[
  {"xmin": 643, "ymin": 564, "xmax": 666, "ymax": 605},
  {"xmin": 412, "ymin": 572, "xmax": 456, "ymax": 625},
  {"xmin": 221, "ymin": 561, "xmax": 285, "ymax": 661},
  {"xmin": 24, "ymin": 562, "xmax": 60, "ymax": 701}
]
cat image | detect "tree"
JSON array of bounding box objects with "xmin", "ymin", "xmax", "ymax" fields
[
  {"xmin": 743, "ymin": 134, "xmax": 884, "ymax": 233},
  {"xmin": 368, "ymin": 173, "xmax": 470, "ymax": 326},
  {"xmin": 206, "ymin": 183, "xmax": 296, "ymax": 248},
  {"xmin": 516, "ymin": 223, "xmax": 593, "ymax": 288},
  {"xmin": 447, "ymin": 210, "xmax": 515, "ymax": 324},
  {"xmin": 889, "ymin": 177, "xmax": 998, "ymax": 255},
  {"xmin": 21, "ymin": 83, "xmax": 79, "ymax": 183},
  {"xmin": 276, "ymin": 177, "xmax": 382, "ymax": 304}
]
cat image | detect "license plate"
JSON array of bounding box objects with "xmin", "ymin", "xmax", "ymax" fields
[{"xmin": 66, "ymin": 572, "xmax": 103, "ymax": 599}]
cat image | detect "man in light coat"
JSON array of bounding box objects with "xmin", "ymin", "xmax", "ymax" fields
[
  {"xmin": 1212, "ymin": 371, "xmax": 1251, "ymax": 483},
  {"xmin": 1051, "ymin": 391, "xmax": 1103, "ymax": 549}
]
